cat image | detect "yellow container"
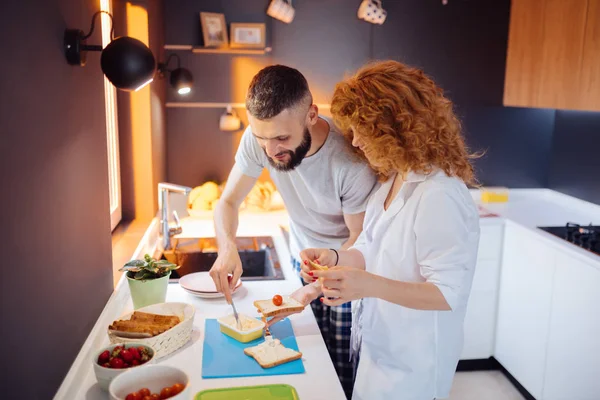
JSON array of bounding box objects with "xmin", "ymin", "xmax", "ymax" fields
[
  {"xmin": 217, "ymin": 315, "xmax": 265, "ymax": 343},
  {"xmin": 480, "ymin": 186, "xmax": 509, "ymax": 203}
]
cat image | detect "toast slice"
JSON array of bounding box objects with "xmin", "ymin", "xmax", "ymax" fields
[
  {"xmin": 254, "ymin": 296, "xmax": 305, "ymax": 318},
  {"xmin": 130, "ymin": 311, "xmax": 180, "ymax": 326},
  {"xmin": 109, "ymin": 320, "xmax": 175, "ymax": 336},
  {"xmin": 244, "ymin": 338, "xmax": 302, "ymax": 368},
  {"xmin": 109, "ymin": 312, "xmax": 180, "ymax": 337}
]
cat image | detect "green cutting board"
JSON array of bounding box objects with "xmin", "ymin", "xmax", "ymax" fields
[{"xmin": 194, "ymin": 384, "xmax": 299, "ymax": 400}]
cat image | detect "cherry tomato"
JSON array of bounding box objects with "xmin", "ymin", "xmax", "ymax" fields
[
  {"xmin": 125, "ymin": 392, "xmax": 142, "ymax": 400},
  {"xmin": 171, "ymin": 383, "xmax": 185, "ymax": 395},
  {"xmin": 139, "ymin": 388, "xmax": 151, "ymax": 396},
  {"xmin": 272, "ymin": 294, "xmax": 283, "ymax": 306},
  {"xmin": 160, "ymin": 386, "xmax": 173, "ymax": 399},
  {"xmin": 150, "ymin": 394, "xmax": 161, "ymax": 400},
  {"xmin": 142, "ymin": 396, "xmax": 152, "ymax": 400}
]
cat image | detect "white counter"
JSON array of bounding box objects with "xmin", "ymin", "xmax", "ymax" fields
[
  {"xmin": 56, "ymin": 188, "xmax": 600, "ymax": 399},
  {"xmin": 473, "ymin": 189, "xmax": 600, "ymax": 269},
  {"xmin": 55, "ymin": 212, "xmax": 347, "ymax": 400}
]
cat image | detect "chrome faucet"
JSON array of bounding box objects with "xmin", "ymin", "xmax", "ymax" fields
[{"xmin": 158, "ymin": 182, "xmax": 192, "ymax": 250}]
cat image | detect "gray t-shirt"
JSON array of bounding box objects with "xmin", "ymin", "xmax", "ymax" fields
[{"xmin": 234, "ymin": 116, "xmax": 379, "ymax": 258}]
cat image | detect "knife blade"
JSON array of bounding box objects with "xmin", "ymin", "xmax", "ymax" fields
[{"xmin": 228, "ymin": 275, "xmax": 242, "ymax": 330}]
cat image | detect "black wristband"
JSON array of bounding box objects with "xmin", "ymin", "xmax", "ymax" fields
[{"xmin": 330, "ymin": 248, "xmax": 339, "ymax": 266}]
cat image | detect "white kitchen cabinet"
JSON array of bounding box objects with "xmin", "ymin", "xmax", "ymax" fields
[
  {"xmin": 461, "ymin": 223, "xmax": 503, "ymax": 360},
  {"xmin": 495, "ymin": 222, "xmax": 556, "ymax": 399},
  {"xmin": 542, "ymin": 252, "xmax": 600, "ymax": 400}
]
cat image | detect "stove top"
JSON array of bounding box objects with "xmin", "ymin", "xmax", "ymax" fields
[{"xmin": 538, "ymin": 222, "xmax": 600, "ymax": 256}]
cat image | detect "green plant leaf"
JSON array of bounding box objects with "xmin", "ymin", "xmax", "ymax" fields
[
  {"xmin": 145, "ymin": 263, "xmax": 159, "ymax": 273},
  {"xmin": 118, "ymin": 265, "xmax": 142, "ymax": 272},
  {"xmin": 124, "ymin": 259, "xmax": 146, "ymax": 267}
]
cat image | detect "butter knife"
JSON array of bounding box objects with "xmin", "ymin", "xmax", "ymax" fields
[
  {"xmin": 228, "ymin": 275, "xmax": 242, "ymax": 330},
  {"xmin": 231, "ymin": 297, "xmax": 242, "ymax": 330}
]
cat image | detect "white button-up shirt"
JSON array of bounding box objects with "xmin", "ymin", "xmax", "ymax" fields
[{"xmin": 351, "ymin": 169, "xmax": 480, "ymax": 400}]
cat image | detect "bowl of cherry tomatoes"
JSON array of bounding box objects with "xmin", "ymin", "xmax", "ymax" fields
[
  {"xmin": 93, "ymin": 342, "xmax": 156, "ymax": 390},
  {"xmin": 109, "ymin": 365, "xmax": 190, "ymax": 400}
]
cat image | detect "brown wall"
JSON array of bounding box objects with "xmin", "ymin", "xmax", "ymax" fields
[
  {"xmin": 163, "ymin": 0, "xmax": 370, "ymax": 187},
  {"xmin": 0, "ymin": 0, "xmax": 114, "ymax": 398},
  {"xmin": 163, "ymin": 0, "xmax": 560, "ymax": 190}
]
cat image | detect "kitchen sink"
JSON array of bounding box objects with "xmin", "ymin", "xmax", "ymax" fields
[{"xmin": 160, "ymin": 236, "xmax": 285, "ymax": 282}]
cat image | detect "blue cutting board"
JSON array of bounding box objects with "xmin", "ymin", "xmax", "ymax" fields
[{"xmin": 202, "ymin": 318, "xmax": 305, "ymax": 378}]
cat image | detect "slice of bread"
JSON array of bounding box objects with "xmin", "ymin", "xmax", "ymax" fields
[
  {"xmin": 254, "ymin": 296, "xmax": 305, "ymax": 318},
  {"xmin": 244, "ymin": 338, "xmax": 302, "ymax": 368}
]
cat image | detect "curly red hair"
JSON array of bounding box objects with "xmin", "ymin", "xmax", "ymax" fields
[{"xmin": 331, "ymin": 60, "xmax": 478, "ymax": 185}]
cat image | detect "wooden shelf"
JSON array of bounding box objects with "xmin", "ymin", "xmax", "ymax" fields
[
  {"xmin": 191, "ymin": 46, "xmax": 271, "ymax": 55},
  {"xmin": 164, "ymin": 44, "xmax": 272, "ymax": 55},
  {"xmin": 165, "ymin": 102, "xmax": 331, "ymax": 109},
  {"xmin": 164, "ymin": 44, "xmax": 193, "ymax": 51}
]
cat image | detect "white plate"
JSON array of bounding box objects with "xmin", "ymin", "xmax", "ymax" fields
[
  {"xmin": 179, "ymin": 271, "xmax": 241, "ymax": 293},
  {"xmin": 182, "ymin": 286, "xmax": 244, "ymax": 299}
]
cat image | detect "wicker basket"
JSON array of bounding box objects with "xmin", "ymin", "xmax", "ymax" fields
[{"xmin": 108, "ymin": 302, "xmax": 195, "ymax": 359}]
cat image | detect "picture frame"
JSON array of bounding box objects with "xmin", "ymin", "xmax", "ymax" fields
[
  {"xmin": 229, "ymin": 23, "xmax": 266, "ymax": 49},
  {"xmin": 199, "ymin": 12, "xmax": 228, "ymax": 47}
]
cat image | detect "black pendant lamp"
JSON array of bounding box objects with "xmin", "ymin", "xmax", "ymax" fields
[{"xmin": 64, "ymin": 11, "xmax": 156, "ymax": 91}]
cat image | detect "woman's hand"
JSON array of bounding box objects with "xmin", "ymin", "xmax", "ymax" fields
[
  {"xmin": 312, "ymin": 267, "xmax": 376, "ymax": 306},
  {"xmin": 298, "ymin": 248, "xmax": 337, "ymax": 283},
  {"xmin": 266, "ymin": 283, "xmax": 322, "ymax": 327}
]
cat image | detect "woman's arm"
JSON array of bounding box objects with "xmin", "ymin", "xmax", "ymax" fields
[
  {"xmin": 365, "ymin": 275, "xmax": 450, "ymax": 310},
  {"xmin": 314, "ymin": 267, "xmax": 450, "ymax": 310}
]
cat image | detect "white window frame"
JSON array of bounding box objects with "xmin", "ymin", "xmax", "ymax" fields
[{"xmin": 101, "ymin": 0, "xmax": 122, "ymax": 231}]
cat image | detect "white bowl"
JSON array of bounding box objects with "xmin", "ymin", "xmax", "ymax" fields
[
  {"xmin": 109, "ymin": 365, "xmax": 190, "ymax": 400},
  {"xmin": 92, "ymin": 342, "xmax": 156, "ymax": 391}
]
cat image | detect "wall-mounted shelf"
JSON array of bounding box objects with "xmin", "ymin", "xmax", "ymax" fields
[
  {"xmin": 192, "ymin": 46, "xmax": 272, "ymax": 55},
  {"xmin": 166, "ymin": 102, "xmax": 331, "ymax": 109},
  {"xmin": 163, "ymin": 44, "xmax": 272, "ymax": 55},
  {"xmin": 164, "ymin": 45, "xmax": 193, "ymax": 51}
]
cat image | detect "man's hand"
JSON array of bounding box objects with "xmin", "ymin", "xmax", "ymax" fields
[
  {"xmin": 209, "ymin": 248, "xmax": 242, "ymax": 304},
  {"xmin": 266, "ymin": 283, "xmax": 322, "ymax": 327}
]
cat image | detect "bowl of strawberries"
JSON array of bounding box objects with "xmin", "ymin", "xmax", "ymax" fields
[{"xmin": 93, "ymin": 342, "xmax": 155, "ymax": 390}]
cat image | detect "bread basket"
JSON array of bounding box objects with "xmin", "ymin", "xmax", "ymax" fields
[{"xmin": 108, "ymin": 302, "xmax": 195, "ymax": 359}]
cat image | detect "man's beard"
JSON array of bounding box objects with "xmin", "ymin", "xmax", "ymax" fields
[{"xmin": 265, "ymin": 128, "xmax": 312, "ymax": 172}]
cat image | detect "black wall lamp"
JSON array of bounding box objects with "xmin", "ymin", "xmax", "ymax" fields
[
  {"xmin": 157, "ymin": 54, "xmax": 194, "ymax": 95},
  {"xmin": 64, "ymin": 11, "xmax": 156, "ymax": 92}
]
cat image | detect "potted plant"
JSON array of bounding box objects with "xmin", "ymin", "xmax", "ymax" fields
[{"xmin": 119, "ymin": 254, "xmax": 180, "ymax": 309}]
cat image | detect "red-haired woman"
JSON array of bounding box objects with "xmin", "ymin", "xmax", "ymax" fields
[{"xmin": 299, "ymin": 60, "xmax": 480, "ymax": 399}]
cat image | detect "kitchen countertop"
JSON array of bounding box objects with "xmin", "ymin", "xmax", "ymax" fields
[
  {"xmin": 54, "ymin": 212, "xmax": 347, "ymax": 400},
  {"xmin": 56, "ymin": 188, "xmax": 600, "ymax": 399},
  {"xmin": 472, "ymin": 188, "xmax": 600, "ymax": 268}
]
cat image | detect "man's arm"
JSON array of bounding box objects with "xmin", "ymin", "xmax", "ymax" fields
[
  {"xmin": 211, "ymin": 164, "xmax": 258, "ymax": 303},
  {"xmin": 339, "ymin": 212, "xmax": 365, "ymax": 250}
]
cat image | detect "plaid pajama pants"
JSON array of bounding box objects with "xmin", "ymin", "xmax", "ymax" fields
[{"xmin": 292, "ymin": 257, "xmax": 355, "ymax": 399}]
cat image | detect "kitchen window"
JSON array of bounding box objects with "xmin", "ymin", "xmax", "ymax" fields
[{"xmin": 101, "ymin": 0, "xmax": 122, "ymax": 231}]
